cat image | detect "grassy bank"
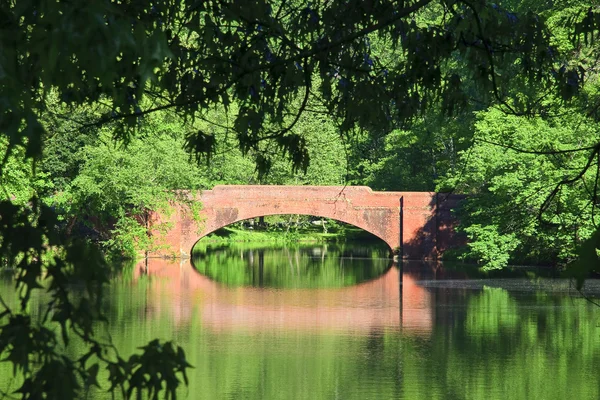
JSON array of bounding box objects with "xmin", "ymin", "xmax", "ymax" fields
[{"xmin": 196, "ymin": 225, "xmax": 379, "ymax": 245}]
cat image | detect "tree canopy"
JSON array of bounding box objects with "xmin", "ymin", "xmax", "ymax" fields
[{"xmin": 2, "ymin": 0, "xmax": 593, "ymax": 169}]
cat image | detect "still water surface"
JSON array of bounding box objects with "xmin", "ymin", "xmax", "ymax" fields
[{"xmin": 2, "ymin": 242, "xmax": 600, "ymax": 399}]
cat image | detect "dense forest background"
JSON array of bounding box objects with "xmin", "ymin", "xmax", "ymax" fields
[{"xmin": 3, "ymin": 0, "xmax": 599, "ymax": 270}]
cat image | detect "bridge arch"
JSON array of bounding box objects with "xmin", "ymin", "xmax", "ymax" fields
[
  {"xmin": 194, "ymin": 211, "xmax": 392, "ymax": 251},
  {"xmin": 150, "ymin": 185, "xmax": 463, "ymax": 259}
]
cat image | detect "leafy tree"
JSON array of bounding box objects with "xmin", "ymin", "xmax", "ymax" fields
[
  {"xmin": 54, "ymin": 113, "xmax": 205, "ymax": 257},
  {"xmin": 0, "ymin": 201, "xmax": 191, "ymax": 399},
  {"xmin": 0, "ymin": 138, "xmax": 52, "ymax": 204},
  {"xmin": 38, "ymin": 97, "xmax": 102, "ymax": 193},
  {"xmin": 193, "ymin": 101, "xmax": 348, "ymax": 186},
  {"xmin": 346, "ymin": 111, "xmax": 473, "ymax": 191},
  {"xmin": 439, "ymin": 108, "xmax": 599, "ymax": 269},
  {"xmin": 1, "ymin": 0, "xmax": 587, "ymax": 169}
]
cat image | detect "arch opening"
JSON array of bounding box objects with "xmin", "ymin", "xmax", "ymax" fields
[
  {"xmin": 190, "ymin": 241, "xmax": 393, "ymax": 289},
  {"xmin": 191, "ymin": 212, "xmax": 393, "ymax": 255}
]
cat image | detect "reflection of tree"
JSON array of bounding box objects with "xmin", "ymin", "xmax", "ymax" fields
[
  {"xmin": 4, "ymin": 264, "xmax": 598, "ymax": 399},
  {"xmin": 431, "ymin": 288, "xmax": 600, "ymax": 400},
  {"xmin": 192, "ymin": 244, "xmax": 391, "ymax": 288},
  {"xmin": 465, "ymin": 286, "xmax": 518, "ymax": 336},
  {"xmin": 114, "ymin": 270, "xmax": 600, "ymax": 400}
]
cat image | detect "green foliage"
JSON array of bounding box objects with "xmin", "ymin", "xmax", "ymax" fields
[
  {"xmin": 52, "ymin": 120, "xmax": 204, "ymax": 256},
  {"xmin": 2, "ymin": 0, "xmax": 585, "ymax": 174},
  {"xmin": 347, "ymin": 111, "xmax": 472, "ymax": 191},
  {"xmin": 440, "ymin": 108, "xmax": 600, "ymax": 268},
  {"xmin": 196, "ymin": 220, "xmax": 367, "ymax": 246},
  {"xmin": 2, "ymin": 0, "xmax": 599, "ymax": 267},
  {"xmin": 195, "ymin": 104, "xmax": 348, "ymax": 186},
  {"xmin": 108, "ymin": 340, "xmax": 192, "ymax": 400},
  {"xmin": 0, "ymin": 200, "xmax": 190, "ymax": 399},
  {"xmin": 0, "ymin": 138, "xmax": 53, "ymax": 204},
  {"xmin": 462, "ymin": 225, "xmax": 519, "ymax": 270},
  {"xmin": 567, "ymin": 228, "xmax": 600, "ymax": 289},
  {"xmin": 38, "ymin": 96, "xmax": 101, "ymax": 193}
]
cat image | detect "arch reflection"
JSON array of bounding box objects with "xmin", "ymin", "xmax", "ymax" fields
[
  {"xmin": 191, "ymin": 243, "xmax": 392, "ymax": 289},
  {"xmin": 132, "ymin": 257, "xmax": 434, "ymax": 334}
]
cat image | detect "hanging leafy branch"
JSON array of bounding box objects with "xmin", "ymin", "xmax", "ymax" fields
[{"xmin": 0, "ymin": 200, "xmax": 191, "ymax": 398}]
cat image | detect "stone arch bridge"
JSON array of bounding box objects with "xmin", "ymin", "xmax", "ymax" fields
[{"xmin": 150, "ymin": 185, "xmax": 463, "ymax": 259}]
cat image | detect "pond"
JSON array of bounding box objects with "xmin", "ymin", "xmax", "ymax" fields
[{"xmin": 1, "ymin": 242, "xmax": 599, "ymax": 399}]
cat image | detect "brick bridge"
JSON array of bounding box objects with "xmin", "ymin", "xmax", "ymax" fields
[{"xmin": 151, "ymin": 185, "xmax": 463, "ymax": 259}]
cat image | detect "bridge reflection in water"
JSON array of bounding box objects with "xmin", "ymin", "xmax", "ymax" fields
[{"xmin": 132, "ymin": 258, "xmax": 438, "ymax": 335}]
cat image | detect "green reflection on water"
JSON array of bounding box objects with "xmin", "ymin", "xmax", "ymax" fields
[
  {"xmin": 192, "ymin": 242, "xmax": 391, "ymax": 288},
  {"xmin": 96, "ymin": 275, "xmax": 600, "ymax": 400},
  {"xmin": 434, "ymin": 286, "xmax": 600, "ymax": 400},
  {"xmin": 1, "ymin": 246, "xmax": 599, "ymax": 399}
]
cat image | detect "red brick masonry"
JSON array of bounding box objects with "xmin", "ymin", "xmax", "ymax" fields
[{"xmin": 149, "ymin": 185, "xmax": 463, "ymax": 259}]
